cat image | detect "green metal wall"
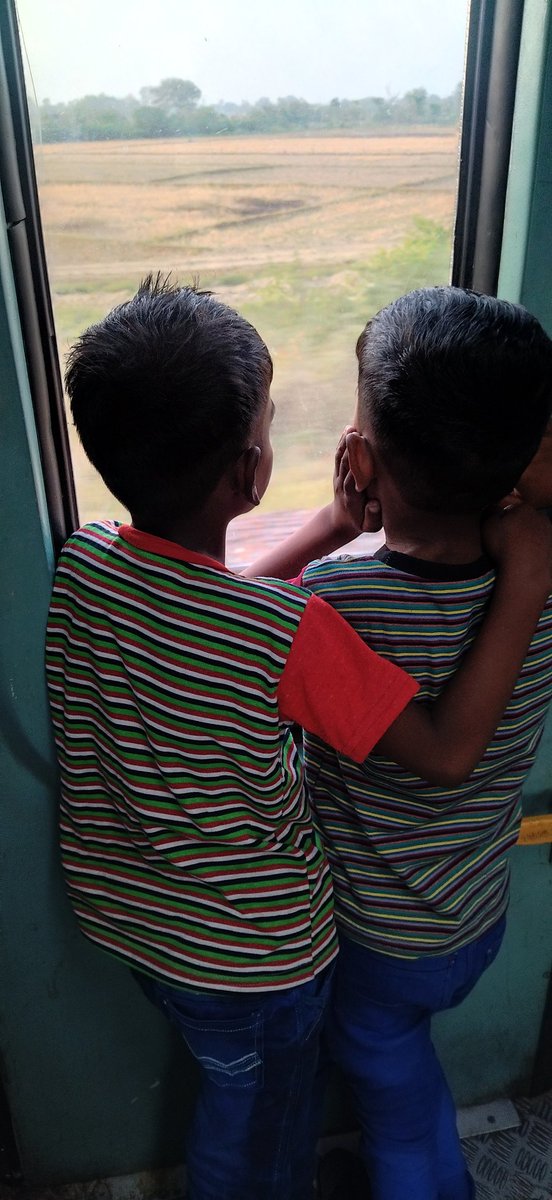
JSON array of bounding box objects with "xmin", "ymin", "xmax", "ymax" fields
[
  {"xmin": 499, "ymin": 0, "xmax": 552, "ymax": 325},
  {"xmin": 0, "ymin": 0, "xmax": 552, "ymax": 1187}
]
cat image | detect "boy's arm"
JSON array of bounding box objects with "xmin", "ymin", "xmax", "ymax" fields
[
  {"xmin": 243, "ymin": 502, "xmax": 356, "ymax": 581},
  {"xmin": 512, "ymin": 420, "xmax": 552, "ymax": 510},
  {"xmin": 374, "ymin": 505, "xmax": 552, "ymax": 785},
  {"xmin": 243, "ymin": 430, "xmax": 381, "ymax": 579},
  {"xmin": 278, "ymin": 504, "xmax": 552, "ymax": 788}
]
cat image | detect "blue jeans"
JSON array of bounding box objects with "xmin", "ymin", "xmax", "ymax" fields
[
  {"xmin": 328, "ymin": 917, "xmax": 506, "ymax": 1200},
  {"xmin": 134, "ymin": 965, "xmax": 333, "ymax": 1200}
]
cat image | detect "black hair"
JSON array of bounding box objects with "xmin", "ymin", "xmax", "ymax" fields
[
  {"xmin": 65, "ymin": 274, "xmax": 273, "ymax": 524},
  {"xmin": 356, "ymin": 286, "xmax": 552, "ymax": 513}
]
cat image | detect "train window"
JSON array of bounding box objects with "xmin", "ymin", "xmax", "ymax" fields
[{"xmin": 16, "ymin": 0, "xmax": 468, "ymax": 562}]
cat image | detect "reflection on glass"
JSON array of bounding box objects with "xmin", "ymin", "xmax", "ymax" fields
[{"xmin": 17, "ymin": 0, "xmax": 468, "ymax": 561}]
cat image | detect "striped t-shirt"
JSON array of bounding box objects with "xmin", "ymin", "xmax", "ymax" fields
[
  {"xmin": 45, "ymin": 523, "xmax": 416, "ymax": 992},
  {"xmin": 302, "ymin": 547, "xmax": 552, "ymax": 958}
]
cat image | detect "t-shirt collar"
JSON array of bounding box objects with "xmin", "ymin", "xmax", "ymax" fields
[
  {"xmin": 373, "ymin": 544, "xmax": 492, "ymax": 581},
  {"xmin": 118, "ymin": 524, "xmax": 230, "ymax": 572}
]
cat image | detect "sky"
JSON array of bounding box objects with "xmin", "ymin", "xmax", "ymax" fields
[{"xmin": 16, "ymin": 0, "xmax": 469, "ymax": 108}]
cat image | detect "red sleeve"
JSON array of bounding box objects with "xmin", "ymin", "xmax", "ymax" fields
[
  {"xmin": 287, "ymin": 569, "xmax": 306, "ymax": 587},
  {"xmin": 277, "ymin": 593, "xmax": 418, "ymax": 763}
]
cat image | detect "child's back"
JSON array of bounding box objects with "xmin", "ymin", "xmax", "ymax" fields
[
  {"xmin": 303, "ymin": 546, "xmax": 552, "ymax": 956},
  {"xmin": 49, "ymin": 521, "xmax": 339, "ymax": 989}
]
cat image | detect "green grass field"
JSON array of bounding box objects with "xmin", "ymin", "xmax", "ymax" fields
[{"xmin": 34, "ymin": 132, "xmax": 459, "ymax": 519}]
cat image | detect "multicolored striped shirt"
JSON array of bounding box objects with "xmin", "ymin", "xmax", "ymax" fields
[
  {"xmin": 45, "ymin": 523, "xmax": 416, "ymax": 992},
  {"xmin": 302, "ymin": 547, "xmax": 552, "ymax": 958}
]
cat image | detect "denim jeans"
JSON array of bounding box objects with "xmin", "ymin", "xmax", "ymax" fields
[
  {"xmin": 134, "ymin": 964, "xmax": 334, "ymax": 1200},
  {"xmin": 328, "ymin": 917, "xmax": 506, "ymax": 1200}
]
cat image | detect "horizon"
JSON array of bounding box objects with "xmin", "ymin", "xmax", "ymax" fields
[{"xmin": 34, "ymin": 78, "xmax": 462, "ymax": 109}]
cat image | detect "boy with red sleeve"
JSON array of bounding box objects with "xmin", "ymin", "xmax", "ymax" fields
[{"xmin": 254, "ymin": 286, "xmax": 552, "ymax": 1200}]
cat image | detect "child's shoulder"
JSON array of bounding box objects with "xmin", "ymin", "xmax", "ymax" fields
[
  {"xmin": 59, "ymin": 520, "xmax": 121, "ymax": 561},
  {"xmin": 247, "ymin": 571, "xmax": 312, "ymax": 609},
  {"xmin": 302, "ymin": 552, "xmax": 386, "ymax": 588},
  {"xmin": 61, "ymin": 525, "xmax": 311, "ymax": 607},
  {"xmin": 302, "ymin": 550, "xmax": 497, "ymax": 594},
  {"xmin": 65, "ymin": 520, "xmax": 120, "ymax": 543}
]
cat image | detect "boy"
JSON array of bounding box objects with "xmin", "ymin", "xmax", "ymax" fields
[
  {"xmin": 255, "ymin": 287, "xmax": 552, "ymax": 1200},
  {"xmin": 46, "ymin": 278, "xmax": 551, "ymax": 1200}
]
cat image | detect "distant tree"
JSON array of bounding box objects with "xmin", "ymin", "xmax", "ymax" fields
[
  {"xmin": 370, "ymin": 96, "xmax": 393, "ymax": 123},
  {"xmin": 439, "ymin": 81, "xmax": 463, "ymax": 124},
  {"xmin": 215, "ymin": 100, "xmax": 241, "ymax": 115},
  {"xmin": 36, "ymin": 98, "xmax": 65, "ymax": 141},
  {"xmin": 35, "ymin": 79, "xmax": 463, "ymax": 142},
  {"xmin": 275, "ymin": 96, "xmax": 311, "ymax": 129},
  {"xmin": 149, "ymin": 78, "xmax": 201, "ymax": 114},
  {"xmin": 65, "ymin": 94, "xmax": 132, "ymax": 140},
  {"xmin": 398, "ymin": 87, "xmax": 430, "ymax": 122},
  {"xmin": 132, "ymin": 105, "xmax": 171, "ymax": 138},
  {"xmin": 189, "ymin": 105, "xmax": 225, "ymax": 134},
  {"xmin": 139, "ymin": 86, "xmax": 155, "ymax": 106}
]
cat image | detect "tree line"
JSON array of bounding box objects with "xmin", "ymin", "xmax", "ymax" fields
[{"xmin": 34, "ymin": 77, "xmax": 462, "ymax": 143}]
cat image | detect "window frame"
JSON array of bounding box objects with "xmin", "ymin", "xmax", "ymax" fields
[
  {"xmin": 452, "ymin": 0, "xmax": 525, "ymax": 292},
  {"xmin": 1, "ymin": 0, "xmax": 527, "ymax": 550},
  {"xmin": 0, "ymin": 0, "xmax": 78, "ymax": 553}
]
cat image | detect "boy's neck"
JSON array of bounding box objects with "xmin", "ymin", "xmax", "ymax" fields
[
  {"xmin": 132, "ymin": 514, "xmax": 228, "ymax": 566},
  {"xmin": 131, "ymin": 472, "xmax": 252, "ymax": 567},
  {"xmin": 383, "ymin": 510, "xmax": 485, "ymax": 564}
]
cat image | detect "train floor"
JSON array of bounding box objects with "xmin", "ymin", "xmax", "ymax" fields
[
  {"xmin": 3, "ymin": 1091, "xmax": 550, "ymax": 1199},
  {"xmin": 316, "ymin": 1089, "xmax": 552, "ymax": 1199},
  {"xmin": 462, "ymin": 1091, "xmax": 552, "ymax": 1200}
]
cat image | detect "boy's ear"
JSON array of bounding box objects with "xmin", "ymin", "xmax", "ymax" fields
[
  {"xmin": 237, "ymin": 444, "xmax": 261, "ymax": 506},
  {"xmin": 346, "ymin": 431, "xmax": 377, "ymax": 492}
]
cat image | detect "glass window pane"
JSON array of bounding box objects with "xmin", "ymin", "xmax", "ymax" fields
[{"xmin": 17, "ymin": 0, "xmax": 469, "ymax": 565}]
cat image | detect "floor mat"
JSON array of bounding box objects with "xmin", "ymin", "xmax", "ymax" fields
[{"xmin": 462, "ymin": 1092, "xmax": 552, "ymax": 1200}]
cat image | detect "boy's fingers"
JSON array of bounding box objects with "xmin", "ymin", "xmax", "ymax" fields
[
  {"xmin": 482, "ymin": 500, "xmax": 552, "ymax": 571},
  {"xmin": 334, "ymin": 436, "xmax": 346, "ymax": 473},
  {"xmin": 335, "ymin": 426, "xmax": 352, "ymax": 448},
  {"xmin": 343, "ymin": 468, "xmax": 356, "ymax": 496},
  {"xmin": 334, "ymin": 427, "xmax": 353, "ymax": 469},
  {"xmin": 335, "ymin": 451, "xmax": 346, "ymax": 485}
]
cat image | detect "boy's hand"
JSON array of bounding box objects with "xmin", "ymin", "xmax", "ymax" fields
[
  {"xmin": 245, "ymin": 429, "xmax": 382, "ymax": 579},
  {"xmin": 482, "ymin": 502, "xmax": 552, "ymax": 594},
  {"xmin": 514, "ymin": 421, "xmax": 552, "ymax": 509},
  {"xmin": 332, "ymin": 427, "xmax": 383, "ymax": 536}
]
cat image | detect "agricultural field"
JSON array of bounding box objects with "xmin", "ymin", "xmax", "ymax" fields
[{"xmin": 33, "ymin": 131, "xmax": 460, "ymax": 523}]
